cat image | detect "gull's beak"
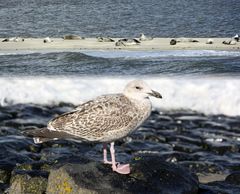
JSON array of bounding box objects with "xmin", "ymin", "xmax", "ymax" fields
[{"xmin": 148, "ymin": 90, "xmax": 162, "ymax": 99}]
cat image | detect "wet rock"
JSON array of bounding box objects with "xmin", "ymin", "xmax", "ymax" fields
[
  {"xmin": 8, "ymin": 173, "xmax": 48, "ymax": 194},
  {"xmin": 47, "ymin": 155, "xmax": 198, "ymax": 194},
  {"xmin": 3, "ymin": 118, "xmax": 48, "ymax": 129},
  {"xmin": 129, "ymin": 127, "xmax": 166, "ymax": 143},
  {"xmin": 0, "ymin": 127, "xmax": 20, "ymax": 136},
  {"xmin": 0, "ymin": 136, "xmax": 40, "ymax": 169},
  {"xmin": 0, "ymin": 104, "xmax": 240, "ymax": 193},
  {"xmin": 176, "ymin": 115, "xmax": 208, "ymax": 122},
  {"xmin": 203, "ymin": 140, "xmax": 238, "ymax": 155},
  {"xmin": 48, "ymin": 103, "xmax": 74, "ymax": 115},
  {"xmin": 160, "ymin": 151, "xmax": 197, "ymax": 163},
  {"xmin": 201, "ymin": 121, "xmax": 231, "ymax": 130},
  {"xmin": 124, "ymin": 140, "xmax": 172, "ymax": 154},
  {"xmin": 199, "ymin": 181, "xmax": 240, "ymax": 194},
  {"xmin": 0, "ymin": 168, "xmax": 11, "ymax": 184},
  {"xmin": 225, "ymin": 171, "xmax": 240, "ymax": 185},
  {"xmin": 170, "ymin": 141, "xmax": 202, "ymax": 153},
  {"xmin": 0, "ymin": 112, "xmax": 12, "ymax": 122},
  {"xmin": 179, "ymin": 161, "xmax": 223, "ymax": 174}
]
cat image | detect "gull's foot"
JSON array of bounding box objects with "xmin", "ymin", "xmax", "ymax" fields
[
  {"xmin": 112, "ymin": 163, "xmax": 130, "ymax": 174},
  {"xmin": 103, "ymin": 160, "xmax": 120, "ymax": 166},
  {"xmin": 103, "ymin": 160, "xmax": 112, "ymax": 165}
]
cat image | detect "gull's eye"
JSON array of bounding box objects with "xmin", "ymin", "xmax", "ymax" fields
[{"xmin": 135, "ymin": 86, "xmax": 142, "ymax": 90}]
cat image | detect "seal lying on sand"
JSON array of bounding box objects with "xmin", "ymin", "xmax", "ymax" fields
[
  {"xmin": 222, "ymin": 39, "xmax": 237, "ymax": 45},
  {"xmin": 2, "ymin": 37, "xmax": 24, "ymax": 42},
  {"xmin": 43, "ymin": 37, "xmax": 53, "ymax": 43},
  {"xmin": 97, "ymin": 37, "xmax": 115, "ymax": 42},
  {"xmin": 115, "ymin": 38, "xmax": 141, "ymax": 46},
  {"xmin": 170, "ymin": 39, "xmax": 177, "ymax": 45},
  {"xmin": 63, "ymin": 35, "xmax": 85, "ymax": 40},
  {"xmin": 206, "ymin": 39, "xmax": 214, "ymax": 44},
  {"xmin": 139, "ymin": 33, "xmax": 153, "ymax": 41}
]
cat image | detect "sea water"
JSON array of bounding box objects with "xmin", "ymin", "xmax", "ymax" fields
[
  {"xmin": 0, "ymin": 50, "xmax": 240, "ymax": 116},
  {"xmin": 0, "ymin": 0, "xmax": 240, "ymax": 116}
]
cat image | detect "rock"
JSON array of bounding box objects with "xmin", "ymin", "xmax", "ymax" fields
[
  {"xmin": 225, "ymin": 171, "xmax": 240, "ymax": 185},
  {"xmin": 0, "ymin": 168, "xmax": 11, "ymax": 184},
  {"xmin": 47, "ymin": 155, "xmax": 198, "ymax": 194},
  {"xmin": 8, "ymin": 173, "xmax": 48, "ymax": 194},
  {"xmin": 0, "ymin": 127, "xmax": 20, "ymax": 136},
  {"xmin": 0, "ymin": 112, "xmax": 12, "ymax": 122},
  {"xmin": 124, "ymin": 140, "xmax": 172, "ymax": 154},
  {"xmin": 0, "ymin": 136, "xmax": 40, "ymax": 169},
  {"xmin": 179, "ymin": 161, "xmax": 223, "ymax": 174},
  {"xmin": 199, "ymin": 181, "xmax": 240, "ymax": 194}
]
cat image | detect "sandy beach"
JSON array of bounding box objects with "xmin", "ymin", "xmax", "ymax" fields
[{"xmin": 0, "ymin": 38, "xmax": 239, "ymax": 52}]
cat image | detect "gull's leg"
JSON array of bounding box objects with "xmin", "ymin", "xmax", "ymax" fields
[
  {"xmin": 103, "ymin": 143, "xmax": 119, "ymax": 165},
  {"xmin": 103, "ymin": 143, "xmax": 112, "ymax": 164},
  {"xmin": 110, "ymin": 142, "xmax": 130, "ymax": 174}
]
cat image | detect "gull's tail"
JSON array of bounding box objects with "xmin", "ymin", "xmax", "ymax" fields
[
  {"xmin": 22, "ymin": 128, "xmax": 78, "ymax": 144},
  {"xmin": 22, "ymin": 128, "xmax": 57, "ymax": 144}
]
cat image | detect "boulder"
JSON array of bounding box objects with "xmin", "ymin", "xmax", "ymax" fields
[
  {"xmin": 225, "ymin": 171, "xmax": 240, "ymax": 185},
  {"xmin": 47, "ymin": 154, "xmax": 198, "ymax": 194},
  {"xmin": 8, "ymin": 173, "xmax": 47, "ymax": 194}
]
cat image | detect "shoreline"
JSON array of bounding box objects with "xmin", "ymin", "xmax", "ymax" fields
[{"xmin": 0, "ymin": 38, "xmax": 240, "ymax": 52}]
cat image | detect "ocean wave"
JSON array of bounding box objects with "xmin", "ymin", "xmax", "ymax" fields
[
  {"xmin": 0, "ymin": 76, "xmax": 239, "ymax": 116},
  {"xmin": 1, "ymin": 50, "xmax": 240, "ymax": 59},
  {"xmin": 81, "ymin": 50, "xmax": 240, "ymax": 59}
]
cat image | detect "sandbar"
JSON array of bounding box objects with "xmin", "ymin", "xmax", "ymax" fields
[{"xmin": 0, "ymin": 38, "xmax": 239, "ymax": 52}]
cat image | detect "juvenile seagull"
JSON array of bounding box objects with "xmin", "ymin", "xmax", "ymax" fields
[{"xmin": 23, "ymin": 80, "xmax": 162, "ymax": 174}]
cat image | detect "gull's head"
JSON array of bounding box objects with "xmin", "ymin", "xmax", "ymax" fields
[{"xmin": 123, "ymin": 80, "xmax": 162, "ymax": 100}]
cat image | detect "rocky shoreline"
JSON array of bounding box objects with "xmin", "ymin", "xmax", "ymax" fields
[{"xmin": 0, "ymin": 103, "xmax": 240, "ymax": 193}]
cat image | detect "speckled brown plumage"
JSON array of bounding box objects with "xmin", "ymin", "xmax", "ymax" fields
[{"xmin": 47, "ymin": 94, "xmax": 151, "ymax": 142}]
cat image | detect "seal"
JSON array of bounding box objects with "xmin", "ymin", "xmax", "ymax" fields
[
  {"xmin": 97, "ymin": 37, "xmax": 115, "ymax": 42},
  {"xmin": 2, "ymin": 37, "xmax": 24, "ymax": 42},
  {"xmin": 115, "ymin": 38, "xmax": 141, "ymax": 46},
  {"xmin": 170, "ymin": 39, "xmax": 177, "ymax": 45},
  {"xmin": 206, "ymin": 39, "xmax": 214, "ymax": 44},
  {"xmin": 63, "ymin": 35, "xmax": 85, "ymax": 40},
  {"xmin": 222, "ymin": 39, "xmax": 237, "ymax": 45},
  {"xmin": 43, "ymin": 37, "xmax": 53, "ymax": 43}
]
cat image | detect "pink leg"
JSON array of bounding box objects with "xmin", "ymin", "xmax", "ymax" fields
[
  {"xmin": 110, "ymin": 142, "xmax": 130, "ymax": 174},
  {"xmin": 103, "ymin": 143, "xmax": 112, "ymax": 164}
]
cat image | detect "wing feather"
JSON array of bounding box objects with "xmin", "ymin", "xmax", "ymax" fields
[{"xmin": 47, "ymin": 94, "xmax": 138, "ymax": 141}]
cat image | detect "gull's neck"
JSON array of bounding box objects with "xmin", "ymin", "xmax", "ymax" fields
[{"xmin": 124, "ymin": 92, "xmax": 152, "ymax": 109}]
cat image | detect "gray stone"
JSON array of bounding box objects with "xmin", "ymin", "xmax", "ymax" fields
[
  {"xmin": 47, "ymin": 155, "xmax": 198, "ymax": 194},
  {"xmin": 8, "ymin": 173, "xmax": 47, "ymax": 194}
]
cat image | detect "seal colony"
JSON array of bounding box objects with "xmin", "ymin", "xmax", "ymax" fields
[
  {"xmin": 1, "ymin": 36, "xmax": 239, "ymax": 51},
  {"xmin": 23, "ymin": 80, "xmax": 162, "ymax": 174}
]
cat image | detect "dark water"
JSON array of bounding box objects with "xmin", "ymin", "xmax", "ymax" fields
[
  {"xmin": 0, "ymin": 0, "xmax": 239, "ymax": 38},
  {"xmin": 0, "ymin": 51, "xmax": 240, "ymax": 77}
]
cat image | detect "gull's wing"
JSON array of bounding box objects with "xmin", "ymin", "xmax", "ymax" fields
[{"xmin": 47, "ymin": 94, "xmax": 138, "ymax": 142}]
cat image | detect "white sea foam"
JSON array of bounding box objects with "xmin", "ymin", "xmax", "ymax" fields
[{"xmin": 0, "ymin": 76, "xmax": 239, "ymax": 116}]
